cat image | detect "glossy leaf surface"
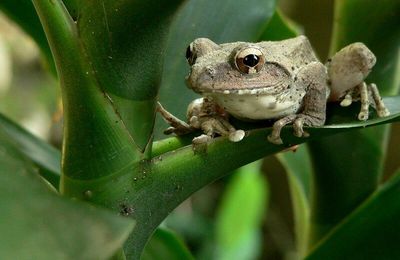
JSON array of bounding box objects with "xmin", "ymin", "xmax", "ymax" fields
[
  {"xmin": 215, "ymin": 161, "xmax": 268, "ymax": 260},
  {"xmin": 277, "ymin": 145, "xmax": 313, "ymax": 256},
  {"xmin": 63, "ymin": 96, "xmax": 400, "ymax": 260},
  {"xmin": 142, "ymin": 228, "xmax": 194, "ymax": 260},
  {"xmin": 306, "ymin": 172, "xmax": 400, "ymax": 260},
  {"xmin": 0, "ymin": 113, "xmax": 60, "ymax": 187},
  {"xmin": 0, "ymin": 127, "xmax": 134, "ymax": 260},
  {"xmin": 307, "ymin": 0, "xmax": 400, "ymax": 246}
]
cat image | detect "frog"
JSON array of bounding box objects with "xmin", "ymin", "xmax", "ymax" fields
[{"xmin": 157, "ymin": 36, "xmax": 390, "ymax": 145}]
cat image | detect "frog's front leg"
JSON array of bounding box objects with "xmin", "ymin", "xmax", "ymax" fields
[
  {"xmin": 157, "ymin": 102, "xmax": 194, "ymax": 135},
  {"xmin": 188, "ymin": 98, "xmax": 245, "ymax": 143},
  {"xmin": 268, "ymin": 62, "xmax": 328, "ymax": 144},
  {"xmin": 158, "ymin": 98, "xmax": 245, "ymax": 143}
]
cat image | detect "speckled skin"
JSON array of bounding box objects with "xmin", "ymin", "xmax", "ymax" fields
[
  {"xmin": 158, "ymin": 36, "xmax": 389, "ymax": 144},
  {"xmin": 187, "ymin": 36, "xmax": 326, "ymax": 120}
]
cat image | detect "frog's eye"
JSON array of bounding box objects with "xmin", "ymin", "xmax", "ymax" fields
[
  {"xmin": 235, "ymin": 47, "xmax": 265, "ymax": 74},
  {"xmin": 185, "ymin": 43, "xmax": 197, "ymax": 65}
]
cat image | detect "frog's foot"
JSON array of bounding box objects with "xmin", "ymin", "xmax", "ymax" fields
[
  {"xmin": 268, "ymin": 115, "xmax": 296, "ymax": 144},
  {"xmin": 268, "ymin": 114, "xmax": 323, "ymax": 145},
  {"xmin": 340, "ymin": 82, "xmax": 390, "ymax": 121},
  {"xmin": 192, "ymin": 134, "xmax": 212, "ymax": 145},
  {"xmin": 198, "ymin": 116, "xmax": 245, "ymax": 143},
  {"xmin": 340, "ymin": 89, "xmax": 354, "ymax": 107}
]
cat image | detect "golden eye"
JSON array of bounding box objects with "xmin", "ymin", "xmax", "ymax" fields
[{"xmin": 234, "ymin": 47, "xmax": 265, "ymax": 74}]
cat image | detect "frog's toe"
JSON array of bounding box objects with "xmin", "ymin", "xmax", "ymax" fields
[
  {"xmin": 192, "ymin": 134, "xmax": 212, "ymax": 145},
  {"xmin": 377, "ymin": 107, "xmax": 390, "ymax": 117},
  {"xmin": 267, "ymin": 134, "xmax": 283, "ymax": 145},
  {"xmin": 229, "ymin": 130, "xmax": 245, "ymax": 142},
  {"xmin": 268, "ymin": 115, "xmax": 297, "ymax": 145},
  {"xmin": 340, "ymin": 98, "xmax": 353, "ymax": 107},
  {"xmin": 293, "ymin": 117, "xmax": 310, "ymax": 138},
  {"xmin": 358, "ymin": 111, "xmax": 369, "ymax": 121},
  {"xmin": 163, "ymin": 127, "xmax": 176, "ymax": 135},
  {"xmin": 293, "ymin": 118, "xmax": 304, "ymax": 137}
]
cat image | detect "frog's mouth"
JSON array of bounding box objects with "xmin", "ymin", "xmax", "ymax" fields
[
  {"xmin": 187, "ymin": 62, "xmax": 292, "ymax": 95},
  {"xmin": 202, "ymin": 83, "xmax": 289, "ymax": 95}
]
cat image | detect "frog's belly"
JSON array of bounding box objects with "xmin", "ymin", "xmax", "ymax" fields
[{"xmin": 211, "ymin": 93, "xmax": 304, "ymax": 120}]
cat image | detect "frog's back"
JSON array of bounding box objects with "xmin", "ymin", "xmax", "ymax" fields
[{"xmin": 258, "ymin": 36, "xmax": 319, "ymax": 71}]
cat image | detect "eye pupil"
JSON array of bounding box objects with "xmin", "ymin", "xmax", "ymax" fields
[{"xmin": 243, "ymin": 54, "xmax": 259, "ymax": 67}]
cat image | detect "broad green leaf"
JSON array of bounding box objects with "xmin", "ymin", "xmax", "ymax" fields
[
  {"xmin": 0, "ymin": 127, "xmax": 134, "ymax": 260},
  {"xmin": 155, "ymin": 0, "xmax": 277, "ymax": 139},
  {"xmin": 76, "ymin": 0, "xmax": 184, "ymax": 101},
  {"xmin": 258, "ymin": 9, "xmax": 300, "ymax": 41},
  {"xmin": 0, "ymin": 113, "xmax": 60, "ymax": 188},
  {"xmin": 63, "ymin": 95, "xmax": 400, "ymax": 260},
  {"xmin": 306, "ymin": 171, "xmax": 400, "ymax": 260},
  {"xmin": 277, "ymin": 145, "xmax": 313, "ymax": 257},
  {"xmin": 142, "ymin": 228, "xmax": 194, "ymax": 260},
  {"xmin": 31, "ymin": 0, "xmax": 142, "ymax": 180},
  {"xmin": 215, "ymin": 161, "xmax": 268, "ymax": 260},
  {"xmin": 75, "ymin": 0, "xmax": 185, "ymax": 151},
  {"xmin": 307, "ymin": 0, "xmax": 400, "ymax": 247}
]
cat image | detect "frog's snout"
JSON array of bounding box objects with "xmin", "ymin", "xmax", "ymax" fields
[{"xmin": 185, "ymin": 38, "xmax": 220, "ymax": 66}]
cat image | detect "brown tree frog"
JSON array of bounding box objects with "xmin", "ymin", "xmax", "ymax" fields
[{"xmin": 158, "ymin": 36, "xmax": 389, "ymax": 144}]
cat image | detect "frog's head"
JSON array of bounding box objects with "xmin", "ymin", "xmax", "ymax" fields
[{"xmin": 185, "ymin": 38, "xmax": 290, "ymax": 95}]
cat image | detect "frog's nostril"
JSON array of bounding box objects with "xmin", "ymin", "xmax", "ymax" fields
[
  {"xmin": 243, "ymin": 54, "xmax": 260, "ymax": 67},
  {"xmin": 186, "ymin": 44, "xmax": 197, "ymax": 65}
]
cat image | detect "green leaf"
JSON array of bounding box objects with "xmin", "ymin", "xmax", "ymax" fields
[
  {"xmin": 306, "ymin": 171, "xmax": 400, "ymax": 260},
  {"xmin": 63, "ymin": 94, "xmax": 400, "ymax": 260},
  {"xmin": 142, "ymin": 228, "xmax": 194, "ymax": 260},
  {"xmin": 0, "ymin": 127, "xmax": 134, "ymax": 259},
  {"xmin": 0, "ymin": 113, "xmax": 60, "ymax": 188},
  {"xmin": 31, "ymin": 0, "xmax": 185, "ymax": 181},
  {"xmin": 277, "ymin": 145, "xmax": 313, "ymax": 256},
  {"xmin": 155, "ymin": 0, "xmax": 277, "ymax": 139},
  {"xmin": 307, "ymin": 0, "xmax": 400, "ymax": 247},
  {"xmin": 215, "ymin": 161, "xmax": 269, "ymax": 260},
  {"xmin": 258, "ymin": 9, "xmax": 300, "ymax": 41},
  {"xmin": 75, "ymin": 0, "xmax": 185, "ymax": 151},
  {"xmin": 32, "ymin": 0, "xmax": 141, "ymax": 180},
  {"xmin": 329, "ymin": 0, "xmax": 400, "ymax": 95}
]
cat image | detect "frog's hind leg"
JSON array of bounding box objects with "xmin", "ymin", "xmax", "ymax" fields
[
  {"xmin": 327, "ymin": 42, "xmax": 390, "ymax": 120},
  {"xmin": 327, "ymin": 42, "xmax": 376, "ymax": 101},
  {"xmin": 369, "ymin": 83, "xmax": 390, "ymax": 117}
]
